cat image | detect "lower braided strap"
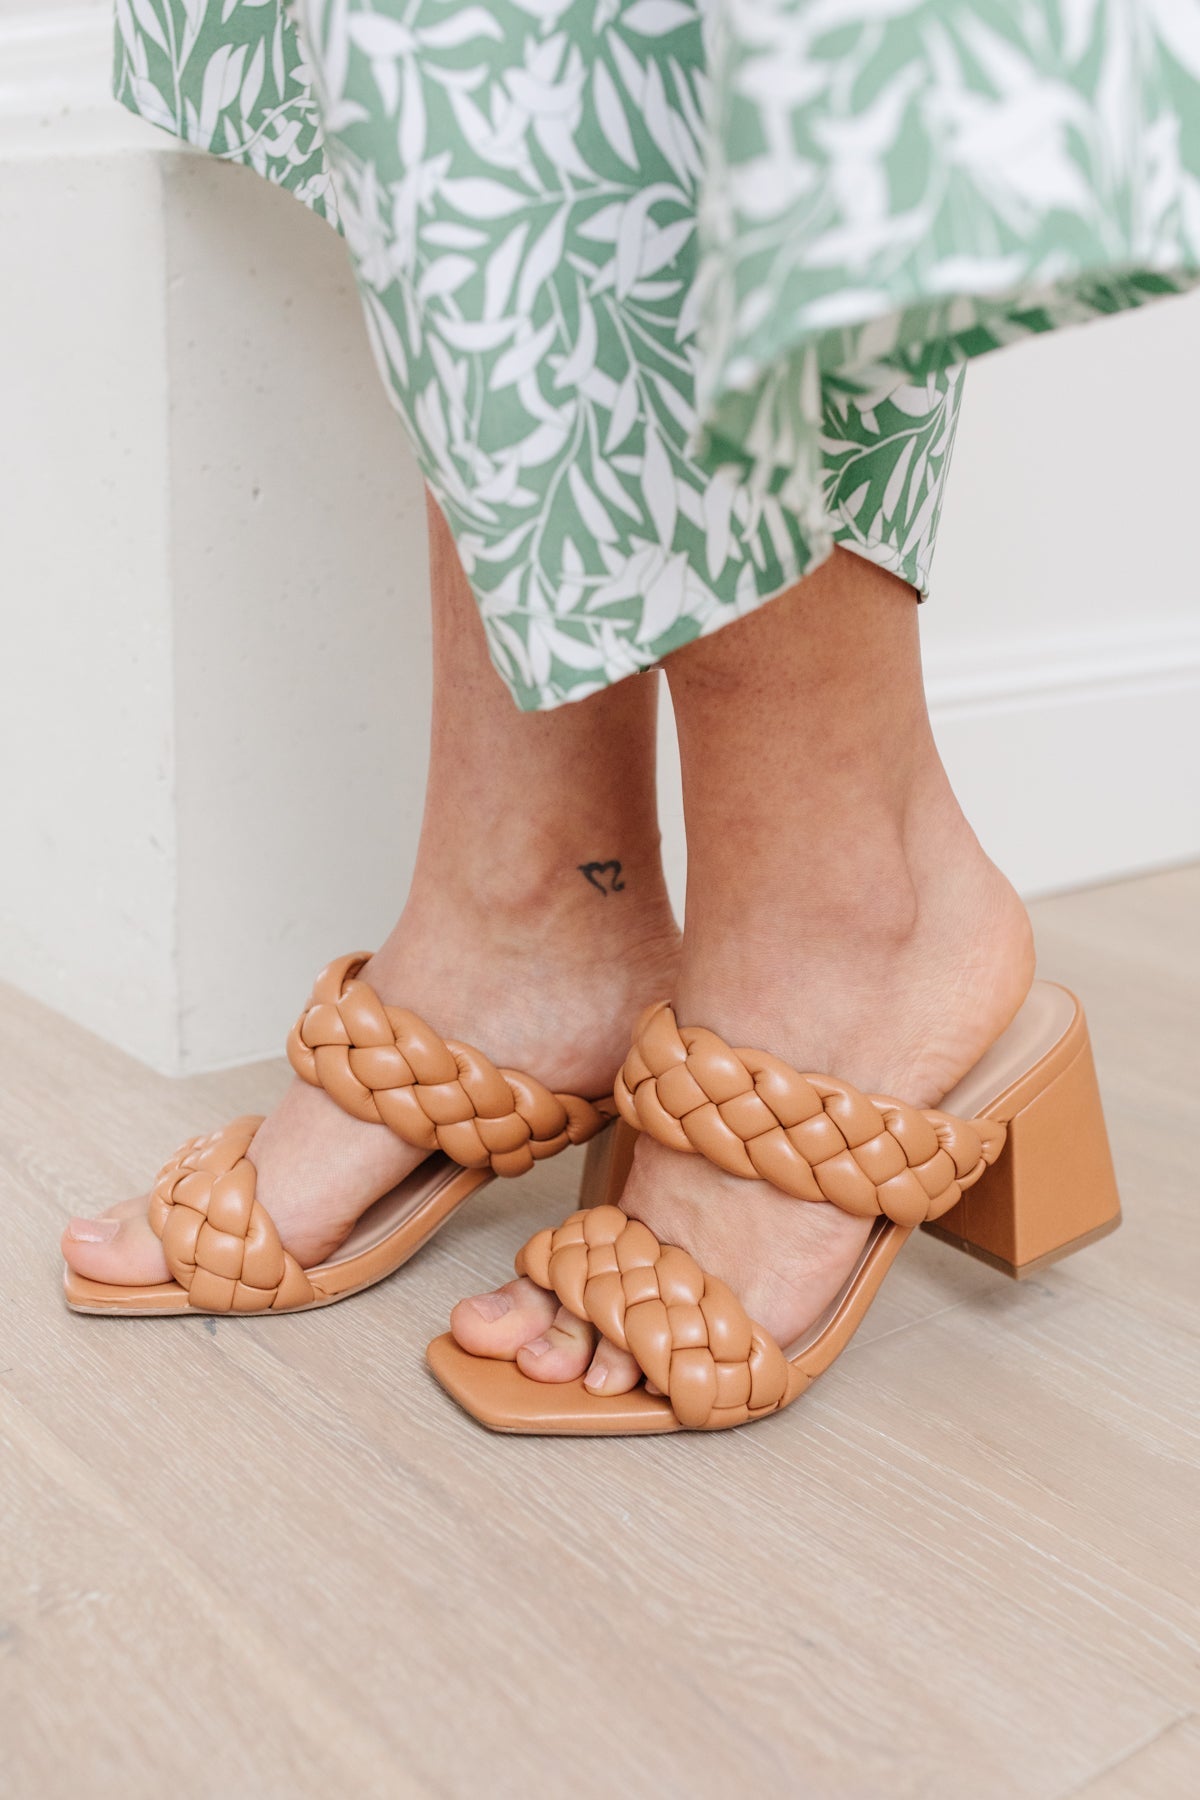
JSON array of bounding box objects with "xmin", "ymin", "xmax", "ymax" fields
[
  {"xmin": 148, "ymin": 1116, "xmax": 315, "ymax": 1313},
  {"xmin": 615, "ymin": 1003, "xmax": 1006, "ymax": 1228},
  {"xmin": 287, "ymin": 954, "xmax": 613, "ymax": 1178},
  {"xmin": 516, "ymin": 1205, "xmax": 805, "ymax": 1430}
]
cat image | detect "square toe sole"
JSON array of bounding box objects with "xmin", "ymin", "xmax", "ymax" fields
[{"xmin": 425, "ymin": 1333, "xmax": 682, "ymax": 1435}]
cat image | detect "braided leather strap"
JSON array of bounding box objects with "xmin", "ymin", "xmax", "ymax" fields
[
  {"xmin": 147, "ymin": 1116, "xmax": 315, "ymax": 1313},
  {"xmin": 517, "ymin": 1205, "xmax": 804, "ymax": 1430},
  {"xmin": 287, "ymin": 953, "xmax": 613, "ymax": 1177},
  {"xmin": 615, "ymin": 1003, "xmax": 1006, "ymax": 1228}
]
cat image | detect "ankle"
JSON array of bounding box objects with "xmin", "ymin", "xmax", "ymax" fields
[
  {"xmin": 674, "ymin": 801, "xmax": 1033, "ymax": 1103},
  {"xmin": 360, "ymin": 837, "xmax": 680, "ymax": 1086},
  {"xmin": 403, "ymin": 827, "xmax": 676, "ymax": 949},
  {"xmin": 681, "ymin": 814, "xmax": 922, "ymax": 988}
]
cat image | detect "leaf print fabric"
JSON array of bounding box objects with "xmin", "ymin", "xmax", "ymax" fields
[
  {"xmin": 698, "ymin": 0, "xmax": 1200, "ymax": 498},
  {"xmin": 113, "ymin": 2, "xmax": 1200, "ymax": 710},
  {"xmin": 114, "ymin": 0, "xmax": 338, "ymax": 220}
]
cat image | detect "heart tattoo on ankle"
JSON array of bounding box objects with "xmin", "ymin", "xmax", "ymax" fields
[{"xmin": 578, "ymin": 860, "xmax": 625, "ymax": 896}]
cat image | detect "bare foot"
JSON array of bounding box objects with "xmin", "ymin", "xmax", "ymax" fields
[
  {"xmin": 61, "ymin": 876, "xmax": 680, "ymax": 1287},
  {"xmin": 450, "ymin": 819, "xmax": 1036, "ymax": 1395}
]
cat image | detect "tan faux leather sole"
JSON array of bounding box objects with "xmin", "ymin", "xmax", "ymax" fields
[
  {"xmin": 64, "ymin": 1152, "xmax": 494, "ymax": 1316},
  {"xmin": 427, "ymin": 982, "xmax": 1122, "ymax": 1434}
]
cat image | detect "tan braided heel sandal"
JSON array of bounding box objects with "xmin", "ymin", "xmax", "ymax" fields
[
  {"xmin": 427, "ymin": 980, "xmax": 1121, "ymax": 1434},
  {"xmin": 64, "ymin": 953, "xmax": 615, "ymax": 1317}
]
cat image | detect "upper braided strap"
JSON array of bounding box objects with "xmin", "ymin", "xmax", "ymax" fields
[
  {"xmin": 148, "ymin": 1116, "xmax": 315, "ymax": 1313},
  {"xmin": 517, "ymin": 1205, "xmax": 804, "ymax": 1430},
  {"xmin": 287, "ymin": 953, "xmax": 613, "ymax": 1177},
  {"xmin": 615, "ymin": 1003, "xmax": 1006, "ymax": 1228}
]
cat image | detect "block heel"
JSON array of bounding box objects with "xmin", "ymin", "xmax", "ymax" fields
[
  {"xmin": 922, "ymin": 1016, "xmax": 1121, "ymax": 1279},
  {"xmin": 578, "ymin": 1117, "xmax": 638, "ymax": 1210}
]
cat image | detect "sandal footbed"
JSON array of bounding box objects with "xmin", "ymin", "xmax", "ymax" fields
[
  {"xmin": 62, "ymin": 1157, "xmax": 490, "ymax": 1317},
  {"xmin": 426, "ymin": 1333, "xmax": 681, "ymax": 1434}
]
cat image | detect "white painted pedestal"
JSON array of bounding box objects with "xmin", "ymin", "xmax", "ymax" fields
[{"xmin": 1, "ymin": 6, "xmax": 430, "ymax": 1073}]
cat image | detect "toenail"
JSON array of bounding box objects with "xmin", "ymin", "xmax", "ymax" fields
[
  {"xmin": 66, "ymin": 1218, "xmax": 120, "ymax": 1243},
  {"xmin": 467, "ymin": 1291, "xmax": 512, "ymax": 1324},
  {"xmin": 584, "ymin": 1362, "xmax": 607, "ymax": 1392},
  {"xmin": 522, "ymin": 1336, "xmax": 550, "ymax": 1358}
]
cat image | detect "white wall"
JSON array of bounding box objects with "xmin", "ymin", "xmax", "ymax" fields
[
  {"xmin": 932, "ymin": 302, "xmax": 1200, "ymax": 644},
  {"xmin": 922, "ymin": 305, "xmax": 1200, "ymax": 895},
  {"xmin": 1, "ymin": 5, "xmax": 1197, "ymax": 1075}
]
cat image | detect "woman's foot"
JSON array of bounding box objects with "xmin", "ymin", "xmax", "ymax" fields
[
  {"xmin": 61, "ymin": 871, "xmax": 680, "ymax": 1288},
  {"xmin": 449, "ymin": 551, "xmax": 1038, "ymax": 1398},
  {"xmin": 450, "ymin": 799, "xmax": 1036, "ymax": 1393},
  {"xmin": 63, "ymin": 490, "xmax": 682, "ymax": 1292}
]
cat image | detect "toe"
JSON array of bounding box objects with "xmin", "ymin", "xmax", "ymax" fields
[
  {"xmin": 450, "ymin": 1279, "xmax": 601, "ymax": 1383},
  {"xmin": 61, "ymin": 1195, "xmax": 170, "ymax": 1286},
  {"xmin": 583, "ymin": 1337, "xmax": 644, "ymax": 1397},
  {"xmin": 516, "ymin": 1304, "xmax": 597, "ymax": 1384},
  {"xmin": 450, "ymin": 1276, "xmax": 560, "ymax": 1361}
]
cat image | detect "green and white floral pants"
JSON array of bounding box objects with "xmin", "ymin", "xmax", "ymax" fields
[{"xmin": 115, "ymin": 2, "xmax": 1200, "ymax": 710}]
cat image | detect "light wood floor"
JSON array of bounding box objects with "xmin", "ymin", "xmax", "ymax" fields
[{"xmin": 2, "ymin": 867, "xmax": 1198, "ymax": 1799}]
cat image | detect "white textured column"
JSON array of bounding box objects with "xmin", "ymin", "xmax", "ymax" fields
[
  {"xmin": 0, "ymin": 5, "xmax": 431, "ymax": 1073},
  {"xmin": 161, "ymin": 151, "xmax": 431, "ymax": 1072},
  {"xmin": 0, "ymin": 8, "xmax": 180, "ymax": 1065}
]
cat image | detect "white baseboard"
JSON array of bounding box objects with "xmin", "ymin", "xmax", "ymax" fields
[{"xmin": 926, "ymin": 623, "xmax": 1200, "ymax": 898}]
